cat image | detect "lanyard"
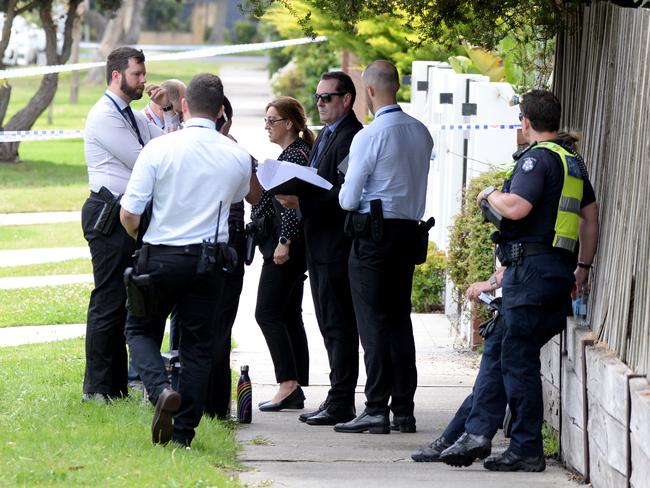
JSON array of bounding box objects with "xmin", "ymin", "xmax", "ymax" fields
[
  {"xmin": 104, "ymin": 93, "xmax": 144, "ymax": 146},
  {"xmin": 376, "ymin": 106, "xmax": 402, "ymax": 117}
]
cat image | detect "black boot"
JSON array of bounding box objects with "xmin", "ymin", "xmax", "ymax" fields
[{"xmin": 439, "ymin": 432, "xmax": 491, "ymax": 467}]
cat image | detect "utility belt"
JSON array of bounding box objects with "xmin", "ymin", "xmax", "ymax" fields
[
  {"xmin": 344, "ymin": 199, "xmax": 384, "ymax": 241},
  {"xmin": 123, "ymin": 240, "xmax": 238, "ymax": 318},
  {"xmin": 344, "ymin": 199, "xmax": 435, "ymax": 265},
  {"xmin": 89, "ymin": 186, "xmax": 122, "ymax": 236},
  {"xmin": 495, "ymin": 242, "xmax": 555, "ymax": 266}
]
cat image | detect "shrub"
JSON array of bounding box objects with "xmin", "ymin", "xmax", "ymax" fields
[
  {"xmin": 411, "ymin": 242, "xmax": 447, "ymax": 313},
  {"xmin": 447, "ymin": 167, "xmax": 508, "ymax": 315}
]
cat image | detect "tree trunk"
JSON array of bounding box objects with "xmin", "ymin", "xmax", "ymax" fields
[
  {"xmin": 85, "ymin": 0, "xmax": 146, "ymax": 85},
  {"xmin": 70, "ymin": 2, "xmax": 86, "ymax": 104},
  {"xmin": 208, "ymin": 0, "xmax": 228, "ymax": 44},
  {"xmin": 0, "ymin": 0, "xmax": 82, "ymax": 162}
]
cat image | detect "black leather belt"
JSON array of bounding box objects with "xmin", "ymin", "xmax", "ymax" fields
[
  {"xmin": 496, "ymin": 242, "xmax": 555, "ymax": 266},
  {"xmin": 147, "ymin": 244, "xmax": 202, "ymax": 257}
]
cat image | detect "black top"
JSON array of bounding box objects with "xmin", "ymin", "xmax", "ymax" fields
[
  {"xmin": 300, "ymin": 111, "xmax": 364, "ymax": 265},
  {"xmin": 251, "ymin": 137, "xmax": 311, "ymax": 258},
  {"xmin": 500, "ymin": 140, "xmax": 596, "ymax": 245}
]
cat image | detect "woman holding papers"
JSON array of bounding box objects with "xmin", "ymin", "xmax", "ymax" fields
[{"xmin": 253, "ymin": 97, "xmax": 315, "ymax": 411}]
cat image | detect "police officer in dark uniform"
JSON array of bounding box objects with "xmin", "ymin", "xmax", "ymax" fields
[{"xmin": 437, "ymin": 89, "xmax": 598, "ymax": 472}]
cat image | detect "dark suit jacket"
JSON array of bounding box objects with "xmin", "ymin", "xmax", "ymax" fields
[{"xmin": 300, "ymin": 110, "xmax": 363, "ymax": 264}]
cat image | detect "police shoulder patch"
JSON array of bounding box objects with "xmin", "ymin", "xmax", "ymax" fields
[{"xmin": 521, "ymin": 157, "xmax": 537, "ymax": 173}]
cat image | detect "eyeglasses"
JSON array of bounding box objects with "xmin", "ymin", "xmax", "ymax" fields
[
  {"xmin": 518, "ymin": 113, "xmax": 525, "ymax": 121},
  {"xmin": 264, "ymin": 117, "xmax": 286, "ymax": 125},
  {"xmin": 313, "ymin": 92, "xmax": 345, "ymax": 103}
]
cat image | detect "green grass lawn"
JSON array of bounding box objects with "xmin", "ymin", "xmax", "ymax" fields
[
  {"xmin": 0, "ymin": 338, "xmax": 242, "ymax": 487},
  {"xmin": 0, "ymin": 258, "xmax": 91, "ymax": 278},
  {"xmin": 0, "ymin": 283, "xmax": 91, "ymax": 327},
  {"xmin": 0, "ymin": 222, "xmax": 85, "ymax": 250}
]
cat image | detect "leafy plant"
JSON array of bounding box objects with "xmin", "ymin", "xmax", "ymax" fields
[
  {"xmin": 411, "ymin": 242, "xmax": 447, "ymax": 313},
  {"xmin": 447, "ymin": 167, "xmax": 507, "ymax": 313}
]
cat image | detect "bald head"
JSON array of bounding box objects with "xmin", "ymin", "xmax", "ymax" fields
[
  {"xmin": 160, "ymin": 79, "xmax": 186, "ymax": 108},
  {"xmin": 362, "ymin": 60, "xmax": 400, "ymax": 95}
]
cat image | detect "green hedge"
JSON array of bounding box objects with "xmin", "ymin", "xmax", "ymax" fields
[
  {"xmin": 411, "ymin": 242, "xmax": 447, "ymax": 313},
  {"xmin": 447, "ymin": 167, "xmax": 508, "ymax": 315}
]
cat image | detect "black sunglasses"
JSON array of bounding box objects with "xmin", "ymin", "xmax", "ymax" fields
[{"xmin": 313, "ymin": 92, "xmax": 345, "ymax": 103}]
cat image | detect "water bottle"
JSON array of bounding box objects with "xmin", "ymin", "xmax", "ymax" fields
[
  {"xmin": 573, "ymin": 286, "xmax": 589, "ymax": 327},
  {"xmin": 237, "ymin": 365, "xmax": 252, "ymax": 423}
]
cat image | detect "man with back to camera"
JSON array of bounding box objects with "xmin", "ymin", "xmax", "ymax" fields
[
  {"xmin": 336, "ymin": 60, "xmax": 433, "ymax": 434},
  {"xmin": 81, "ymin": 46, "xmax": 162, "ymax": 403},
  {"xmin": 437, "ymin": 90, "xmax": 598, "ymax": 471},
  {"xmin": 276, "ymin": 71, "xmax": 363, "ymax": 426},
  {"xmin": 119, "ymin": 73, "xmax": 252, "ymax": 447}
]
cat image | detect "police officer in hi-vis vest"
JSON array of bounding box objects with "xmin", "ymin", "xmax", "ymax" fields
[{"xmin": 437, "ymin": 89, "xmax": 599, "ymax": 472}]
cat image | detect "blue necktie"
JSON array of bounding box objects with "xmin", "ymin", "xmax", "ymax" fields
[
  {"xmin": 122, "ymin": 106, "xmax": 145, "ymax": 147},
  {"xmin": 310, "ymin": 126, "xmax": 331, "ymax": 168}
]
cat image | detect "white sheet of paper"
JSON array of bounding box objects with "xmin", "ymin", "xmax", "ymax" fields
[{"xmin": 257, "ymin": 158, "xmax": 333, "ymax": 192}]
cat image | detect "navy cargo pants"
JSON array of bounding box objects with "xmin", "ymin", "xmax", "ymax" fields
[{"xmin": 500, "ymin": 252, "xmax": 574, "ymax": 457}]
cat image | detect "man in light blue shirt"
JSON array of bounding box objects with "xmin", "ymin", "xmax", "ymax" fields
[{"xmin": 336, "ymin": 60, "xmax": 433, "ymax": 435}]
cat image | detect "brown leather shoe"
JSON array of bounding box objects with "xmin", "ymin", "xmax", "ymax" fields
[{"xmin": 152, "ymin": 387, "xmax": 181, "ymax": 445}]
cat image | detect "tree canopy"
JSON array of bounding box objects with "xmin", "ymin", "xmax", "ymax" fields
[{"xmin": 243, "ymin": 0, "xmax": 569, "ymax": 49}]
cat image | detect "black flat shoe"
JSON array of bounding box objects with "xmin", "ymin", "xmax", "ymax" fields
[
  {"xmin": 333, "ymin": 411, "xmax": 389, "ymax": 434},
  {"xmin": 259, "ymin": 386, "xmax": 305, "ymax": 412},
  {"xmin": 411, "ymin": 436, "xmax": 453, "ymax": 462}
]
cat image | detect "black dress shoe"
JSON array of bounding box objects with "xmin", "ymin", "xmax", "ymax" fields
[
  {"xmin": 439, "ymin": 432, "xmax": 491, "ymax": 467},
  {"xmin": 259, "ymin": 386, "xmax": 305, "ymax": 412},
  {"xmin": 483, "ymin": 449, "xmax": 546, "ymax": 472},
  {"xmin": 390, "ymin": 415, "xmax": 416, "ymax": 433},
  {"xmin": 333, "ymin": 411, "xmax": 390, "ymax": 434},
  {"xmin": 298, "ymin": 401, "xmax": 327, "ymax": 422},
  {"xmin": 152, "ymin": 387, "xmax": 182, "ymax": 445},
  {"xmin": 305, "ymin": 407, "xmax": 355, "ymax": 426},
  {"xmin": 411, "ymin": 436, "xmax": 452, "ymax": 462}
]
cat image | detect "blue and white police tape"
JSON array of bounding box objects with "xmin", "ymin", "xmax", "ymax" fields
[
  {"xmin": 0, "ymin": 129, "xmax": 84, "ymax": 142},
  {"xmin": 0, "ymin": 121, "xmax": 522, "ymax": 143},
  {"xmin": 0, "ymin": 36, "xmax": 328, "ymax": 80},
  {"xmin": 309, "ymin": 122, "xmax": 521, "ymax": 132}
]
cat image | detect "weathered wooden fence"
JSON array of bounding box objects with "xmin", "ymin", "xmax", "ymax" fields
[{"xmin": 554, "ymin": 1, "xmax": 650, "ymax": 377}]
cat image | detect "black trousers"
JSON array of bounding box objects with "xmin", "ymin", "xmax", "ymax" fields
[
  {"xmin": 126, "ymin": 253, "xmax": 224, "ymax": 446},
  {"xmin": 308, "ymin": 260, "xmax": 358, "ymax": 410},
  {"xmin": 81, "ymin": 196, "xmax": 136, "ymax": 397},
  {"xmin": 255, "ymin": 245, "xmax": 309, "ymax": 385},
  {"xmin": 168, "ymin": 225, "xmax": 247, "ymax": 419},
  {"xmin": 348, "ymin": 221, "xmax": 418, "ymax": 417},
  {"xmin": 204, "ymin": 226, "xmax": 246, "ymax": 419}
]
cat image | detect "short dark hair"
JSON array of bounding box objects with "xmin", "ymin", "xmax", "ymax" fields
[
  {"xmin": 105, "ymin": 47, "xmax": 145, "ymax": 85},
  {"xmin": 520, "ymin": 89, "xmax": 561, "ymax": 132},
  {"xmin": 216, "ymin": 96, "xmax": 233, "ymax": 131},
  {"xmin": 321, "ymin": 71, "xmax": 356, "ymax": 106},
  {"xmin": 185, "ymin": 73, "xmax": 224, "ymax": 119}
]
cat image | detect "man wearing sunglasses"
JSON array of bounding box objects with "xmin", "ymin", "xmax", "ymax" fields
[
  {"xmin": 337, "ymin": 60, "xmax": 433, "ymax": 435},
  {"xmin": 276, "ymin": 71, "xmax": 363, "ymax": 427}
]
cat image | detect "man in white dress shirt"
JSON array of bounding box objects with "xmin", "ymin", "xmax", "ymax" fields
[
  {"xmin": 81, "ymin": 47, "xmax": 162, "ymax": 403},
  {"xmin": 336, "ymin": 60, "xmax": 433, "ymax": 434},
  {"xmin": 120, "ymin": 73, "xmax": 251, "ymax": 447}
]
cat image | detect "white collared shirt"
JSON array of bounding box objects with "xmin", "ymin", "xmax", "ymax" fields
[
  {"xmin": 339, "ymin": 104, "xmax": 433, "ymax": 220},
  {"xmin": 84, "ymin": 90, "xmax": 163, "ymax": 195},
  {"xmin": 121, "ymin": 117, "xmax": 252, "ymax": 245}
]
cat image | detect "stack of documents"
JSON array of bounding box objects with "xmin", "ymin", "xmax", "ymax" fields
[{"xmin": 257, "ymin": 158, "xmax": 333, "ymax": 195}]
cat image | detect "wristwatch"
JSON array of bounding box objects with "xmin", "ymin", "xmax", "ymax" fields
[
  {"xmin": 162, "ymin": 104, "xmax": 174, "ymax": 112},
  {"xmin": 483, "ymin": 185, "xmax": 497, "ymax": 199},
  {"xmin": 279, "ymin": 236, "xmax": 290, "ymax": 245}
]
